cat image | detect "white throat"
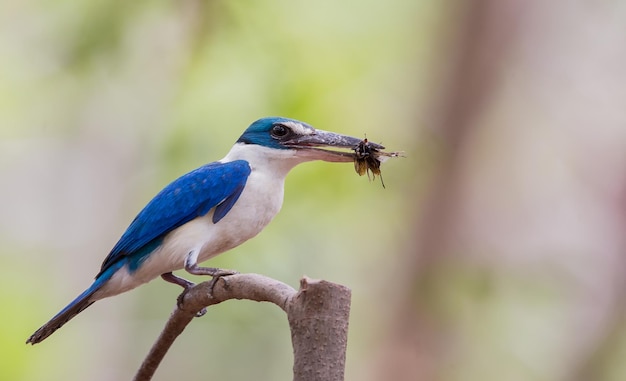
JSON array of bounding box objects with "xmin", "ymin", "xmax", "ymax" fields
[{"xmin": 220, "ymin": 143, "xmax": 307, "ymax": 179}]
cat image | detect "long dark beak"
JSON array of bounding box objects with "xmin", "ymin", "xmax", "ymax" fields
[{"xmin": 284, "ymin": 129, "xmax": 385, "ymax": 162}]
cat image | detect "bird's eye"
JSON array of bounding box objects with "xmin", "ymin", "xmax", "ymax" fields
[{"xmin": 270, "ymin": 124, "xmax": 289, "ymax": 138}]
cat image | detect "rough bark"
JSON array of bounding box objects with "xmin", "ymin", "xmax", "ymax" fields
[
  {"xmin": 288, "ymin": 278, "xmax": 351, "ymax": 381},
  {"xmin": 133, "ymin": 273, "xmax": 351, "ymax": 381}
]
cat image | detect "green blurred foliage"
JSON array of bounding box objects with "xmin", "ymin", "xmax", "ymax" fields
[
  {"xmin": 1, "ymin": 0, "xmax": 429, "ymax": 380},
  {"xmin": 4, "ymin": 1, "xmax": 626, "ymax": 381}
]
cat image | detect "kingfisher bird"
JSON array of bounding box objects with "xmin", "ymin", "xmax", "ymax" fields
[{"xmin": 27, "ymin": 116, "xmax": 381, "ymax": 345}]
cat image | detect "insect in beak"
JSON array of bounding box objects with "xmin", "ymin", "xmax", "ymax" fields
[{"xmin": 352, "ymin": 137, "xmax": 403, "ymax": 188}]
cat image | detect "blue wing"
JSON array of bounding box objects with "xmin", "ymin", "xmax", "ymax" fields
[{"xmin": 97, "ymin": 160, "xmax": 251, "ymax": 277}]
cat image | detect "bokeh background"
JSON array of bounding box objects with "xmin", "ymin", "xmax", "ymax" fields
[{"xmin": 2, "ymin": 1, "xmax": 626, "ymax": 380}]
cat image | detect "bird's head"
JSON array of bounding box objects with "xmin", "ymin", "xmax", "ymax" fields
[{"xmin": 235, "ymin": 117, "xmax": 382, "ymax": 164}]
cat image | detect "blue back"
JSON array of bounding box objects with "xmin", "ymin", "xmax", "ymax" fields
[{"xmin": 97, "ymin": 160, "xmax": 251, "ymax": 277}]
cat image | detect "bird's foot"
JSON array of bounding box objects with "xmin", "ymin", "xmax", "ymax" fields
[
  {"xmin": 184, "ymin": 263, "xmax": 238, "ymax": 279},
  {"xmin": 161, "ymin": 272, "xmax": 206, "ymax": 317},
  {"xmin": 184, "ymin": 264, "xmax": 238, "ymax": 297},
  {"xmin": 204, "ymin": 269, "xmax": 237, "ymax": 294},
  {"xmin": 177, "ymin": 270, "xmax": 237, "ymax": 317},
  {"xmin": 162, "ymin": 269, "xmax": 238, "ymax": 317},
  {"xmin": 161, "ymin": 271, "xmax": 195, "ymax": 289}
]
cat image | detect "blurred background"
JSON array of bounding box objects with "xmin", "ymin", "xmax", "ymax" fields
[{"xmin": 2, "ymin": 1, "xmax": 626, "ymax": 380}]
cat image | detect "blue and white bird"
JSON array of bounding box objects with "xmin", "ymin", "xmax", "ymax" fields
[{"xmin": 27, "ymin": 116, "xmax": 377, "ymax": 345}]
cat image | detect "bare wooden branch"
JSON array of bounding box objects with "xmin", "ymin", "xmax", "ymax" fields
[
  {"xmin": 288, "ymin": 277, "xmax": 351, "ymax": 381},
  {"xmin": 133, "ymin": 273, "xmax": 351, "ymax": 381}
]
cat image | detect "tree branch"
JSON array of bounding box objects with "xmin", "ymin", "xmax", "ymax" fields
[
  {"xmin": 288, "ymin": 278, "xmax": 351, "ymax": 381},
  {"xmin": 133, "ymin": 273, "xmax": 351, "ymax": 381}
]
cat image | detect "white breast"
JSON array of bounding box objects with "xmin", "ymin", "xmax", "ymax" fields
[{"xmin": 96, "ymin": 143, "xmax": 303, "ymax": 299}]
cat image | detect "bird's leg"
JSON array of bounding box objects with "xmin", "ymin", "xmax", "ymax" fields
[
  {"xmin": 183, "ymin": 253, "xmax": 238, "ymax": 296},
  {"xmin": 162, "ymin": 251, "xmax": 238, "ymax": 316},
  {"xmin": 161, "ymin": 272, "xmax": 195, "ymax": 289},
  {"xmin": 160, "ymin": 272, "xmax": 207, "ymax": 317}
]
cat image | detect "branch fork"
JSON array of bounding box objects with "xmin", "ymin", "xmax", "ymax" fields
[{"xmin": 133, "ymin": 273, "xmax": 351, "ymax": 381}]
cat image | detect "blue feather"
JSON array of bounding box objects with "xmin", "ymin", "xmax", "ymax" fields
[
  {"xmin": 26, "ymin": 260, "xmax": 125, "ymax": 344},
  {"xmin": 26, "ymin": 160, "xmax": 251, "ymax": 345},
  {"xmin": 97, "ymin": 160, "xmax": 251, "ymax": 277},
  {"xmin": 213, "ymin": 181, "xmax": 246, "ymax": 223},
  {"xmin": 236, "ymin": 117, "xmax": 314, "ymax": 149},
  {"xmin": 126, "ymin": 237, "xmax": 164, "ymax": 273}
]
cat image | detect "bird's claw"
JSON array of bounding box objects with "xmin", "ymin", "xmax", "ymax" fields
[
  {"xmin": 205, "ymin": 270, "xmax": 237, "ymax": 297},
  {"xmin": 176, "ymin": 271, "xmax": 237, "ymax": 317}
]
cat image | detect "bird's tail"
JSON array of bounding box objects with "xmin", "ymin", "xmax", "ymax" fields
[{"xmin": 26, "ymin": 270, "xmax": 113, "ymax": 345}]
